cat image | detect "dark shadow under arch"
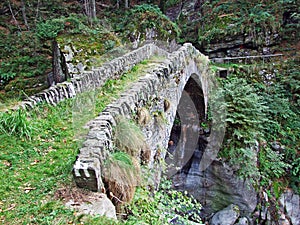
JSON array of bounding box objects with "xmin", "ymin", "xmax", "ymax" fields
[{"xmin": 165, "ymin": 74, "xmax": 207, "ymax": 187}]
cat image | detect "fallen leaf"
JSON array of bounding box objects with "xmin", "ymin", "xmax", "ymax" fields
[
  {"xmin": 24, "ymin": 187, "xmax": 36, "ymax": 193},
  {"xmin": 3, "ymin": 204, "xmax": 16, "ymax": 211},
  {"xmin": 3, "ymin": 161, "xmax": 11, "ymax": 167}
]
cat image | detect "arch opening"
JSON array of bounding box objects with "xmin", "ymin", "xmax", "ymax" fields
[{"xmin": 165, "ymin": 74, "xmax": 208, "ymax": 188}]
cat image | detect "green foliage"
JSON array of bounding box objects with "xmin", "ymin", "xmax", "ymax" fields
[
  {"xmin": 0, "ymin": 31, "xmax": 51, "ymax": 91},
  {"xmin": 280, "ymin": 0, "xmax": 300, "ymax": 41},
  {"xmin": 125, "ymin": 178, "xmax": 203, "ymax": 224},
  {"xmin": 258, "ymin": 68, "xmax": 300, "ymax": 192},
  {"xmin": 0, "ymin": 55, "xmax": 50, "ymax": 81},
  {"xmin": 259, "ymin": 147, "xmax": 291, "ymax": 180},
  {"xmin": 197, "ymin": 0, "xmax": 283, "ymax": 46},
  {"xmin": 36, "ymin": 18, "xmax": 65, "ymax": 40},
  {"xmin": 110, "ymin": 151, "xmax": 135, "ymax": 168},
  {"xmin": 220, "ymin": 77, "xmax": 267, "ymax": 180},
  {"xmin": 36, "ymin": 15, "xmax": 95, "ymax": 40},
  {"xmin": 115, "ymin": 4, "xmax": 180, "ymax": 42},
  {"xmin": 218, "ymin": 59, "xmax": 300, "ymax": 192}
]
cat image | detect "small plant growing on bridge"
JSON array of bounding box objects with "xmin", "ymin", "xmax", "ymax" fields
[
  {"xmin": 153, "ymin": 110, "xmax": 167, "ymax": 126},
  {"xmin": 136, "ymin": 107, "xmax": 151, "ymax": 126},
  {"xmin": 114, "ymin": 116, "xmax": 151, "ymax": 163},
  {"xmin": 103, "ymin": 151, "xmax": 140, "ymax": 210}
]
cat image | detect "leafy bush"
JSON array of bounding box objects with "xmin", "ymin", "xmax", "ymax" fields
[
  {"xmin": 115, "ymin": 4, "xmax": 180, "ymax": 42},
  {"xmin": 218, "ymin": 60, "xmax": 300, "ymax": 193},
  {"xmin": 220, "ymin": 77, "xmax": 267, "ymax": 180},
  {"xmin": 36, "ymin": 15, "xmax": 93, "ymax": 40},
  {"xmin": 125, "ymin": 178, "xmax": 202, "ymax": 224}
]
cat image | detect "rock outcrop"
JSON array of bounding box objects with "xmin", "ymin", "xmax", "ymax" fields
[{"xmin": 175, "ymin": 158, "xmax": 257, "ymax": 218}]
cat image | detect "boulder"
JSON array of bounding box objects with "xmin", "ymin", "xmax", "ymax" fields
[
  {"xmin": 235, "ymin": 217, "xmax": 249, "ymax": 225},
  {"xmin": 210, "ymin": 204, "xmax": 240, "ymax": 225}
]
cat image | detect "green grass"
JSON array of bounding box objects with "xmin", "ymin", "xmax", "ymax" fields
[
  {"xmin": 0, "ymin": 58, "xmax": 160, "ymax": 224},
  {"xmin": 0, "ymin": 101, "xmax": 78, "ymax": 224}
]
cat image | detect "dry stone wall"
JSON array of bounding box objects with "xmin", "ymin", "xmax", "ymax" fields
[
  {"xmin": 18, "ymin": 44, "xmax": 167, "ymax": 109},
  {"xmin": 73, "ymin": 43, "xmax": 210, "ymax": 192}
]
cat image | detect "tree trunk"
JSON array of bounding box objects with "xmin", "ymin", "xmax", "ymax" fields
[
  {"xmin": 91, "ymin": 0, "xmax": 96, "ymax": 19},
  {"xmin": 21, "ymin": 0, "xmax": 29, "ymax": 30},
  {"xmin": 84, "ymin": 0, "xmax": 97, "ymax": 25},
  {"xmin": 52, "ymin": 40, "xmax": 67, "ymax": 84},
  {"xmin": 159, "ymin": 0, "xmax": 166, "ymax": 13},
  {"xmin": 7, "ymin": 0, "xmax": 21, "ymax": 32},
  {"xmin": 125, "ymin": 0, "xmax": 129, "ymax": 9},
  {"xmin": 34, "ymin": 0, "xmax": 40, "ymax": 27}
]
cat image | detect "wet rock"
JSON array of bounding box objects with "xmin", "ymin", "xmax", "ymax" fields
[{"xmin": 210, "ymin": 204, "xmax": 240, "ymax": 225}]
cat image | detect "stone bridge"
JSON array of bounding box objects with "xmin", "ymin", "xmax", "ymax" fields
[
  {"xmin": 72, "ymin": 43, "xmax": 211, "ymax": 192},
  {"xmin": 18, "ymin": 42, "xmax": 258, "ymax": 217}
]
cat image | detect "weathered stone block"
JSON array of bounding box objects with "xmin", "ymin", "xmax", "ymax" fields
[{"xmin": 73, "ymin": 157, "xmax": 103, "ymax": 192}]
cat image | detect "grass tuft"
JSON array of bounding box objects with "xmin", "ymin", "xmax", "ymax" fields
[{"xmin": 0, "ymin": 109, "xmax": 34, "ymax": 139}]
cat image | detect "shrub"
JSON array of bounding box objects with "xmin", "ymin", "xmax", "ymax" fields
[
  {"xmin": 218, "ymin": 60, "xmax": 299, "ymax": 193},
  {"xmin": 125, "ymin": 178, "xmax": 202, "ymax": 224},
  {"xmin": 36, "ymin": 18, "xmax": 65, "ymax": 40},
  {"xmin": 197, "ymin": 0, "xmax": 282, "ymax": 46},
  {"xmin": 220, "ymin": 77, "xmax": 267, "ymax": 180},
  {"xmin": 103, "ymin": 151, "xmax": 140, "ymax": 209}
]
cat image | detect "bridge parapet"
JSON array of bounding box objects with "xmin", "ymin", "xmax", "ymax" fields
[{"xmin": 16, "ymin": 44, "xmax": 168, "ymax": 109}]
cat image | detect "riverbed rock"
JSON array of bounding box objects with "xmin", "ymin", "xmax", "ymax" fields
[
  {"xmin": 210, "ymin": 204, "xmax": 240, "ymax": 225},
  {"xmin": 280, "ymin": 189, "xmax": 300, "ymax": 225},
  {"xmin": 179, "ymin": 158, "xmax": 257, "ymax": 217}
]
